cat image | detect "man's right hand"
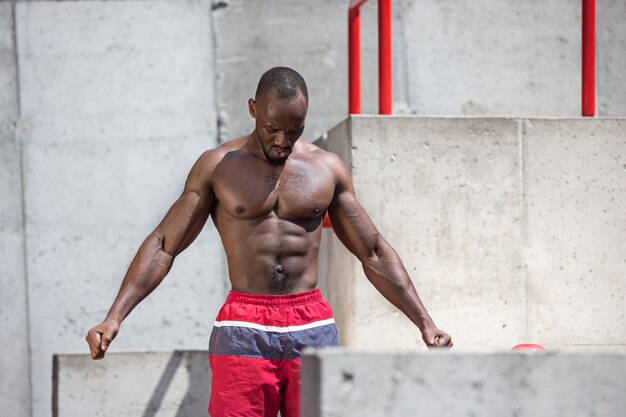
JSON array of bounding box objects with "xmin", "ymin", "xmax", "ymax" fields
[{"xmin": 85, "ymin": 319, "xmax": 120, "ymax": 360}]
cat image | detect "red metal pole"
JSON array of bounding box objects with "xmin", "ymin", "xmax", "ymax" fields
[
  {"xmin": 349, "ymin": 1, "xmax": 367, "ymax": 114},
  {"xmin": 378, "ymin": 0, "xmax": 392, "ymax": 114},
  {"xmin": 582, "ymin": 0, "xmax": 595, "ymax": 117}
]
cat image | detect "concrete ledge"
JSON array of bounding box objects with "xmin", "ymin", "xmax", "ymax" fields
[
  {"xmin": 53, "ymin": 351, "xmax": 210, "ymax": 417},
  {"xmin": 301, "ymin": 349, "xmax": 626, "ymax": 417}
]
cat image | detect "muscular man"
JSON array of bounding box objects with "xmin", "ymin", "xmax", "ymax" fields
[{"xmin": 86, "ymin": 67, "xmax": 452, "ymax": 417}]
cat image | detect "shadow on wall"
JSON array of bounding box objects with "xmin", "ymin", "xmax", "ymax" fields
[
  {"xmin": 53, "ymin": 351, "xmax": 211, "ymax": 417},
  {"xmin": 140, "ymin": 352, "xmax": 211, "ymax": 417}
]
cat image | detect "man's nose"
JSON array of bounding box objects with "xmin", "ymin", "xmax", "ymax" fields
[{"xmin": 274, "ymin": 132, "xmax": 291, "ymax": 147}]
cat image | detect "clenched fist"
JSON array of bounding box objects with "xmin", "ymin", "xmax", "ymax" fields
[
  {"xmin": 421, "ymin": 327, "xmax": 453, "ymax": 349},
  {"xmin": 85, "ymin": 319, "xmax": 120, "ymax": 360}
]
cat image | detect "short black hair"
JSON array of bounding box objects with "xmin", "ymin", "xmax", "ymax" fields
[{"xmin": 255, "ymin": 67, "xmax": 308, "ymax": 102}]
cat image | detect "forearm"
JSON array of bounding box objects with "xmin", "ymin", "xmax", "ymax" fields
[
  {"xmin": 105, "ymin": 233, "xmax": 174, "ymax": 324},
  {"xmin": 361, "ymin": 236, "xmax": 436, "ymax": 332}
]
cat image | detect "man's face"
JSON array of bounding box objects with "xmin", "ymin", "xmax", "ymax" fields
[{"xmin": 249, "ymin": 89, "xmax": 307, "ymax": 165}]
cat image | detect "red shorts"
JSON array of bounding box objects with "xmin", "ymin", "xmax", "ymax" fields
[{"xmin": 208, "ymin": 289, "xmax": 339, "ymax": 417}]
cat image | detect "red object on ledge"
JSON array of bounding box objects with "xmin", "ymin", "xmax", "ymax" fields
[
  {"xmin": 511, "ymin": 344, "xmax": 546, "ymax": 352},
  {"xmin": 322, "ymin": 213, "xmax": 332, "ymax": 229}
]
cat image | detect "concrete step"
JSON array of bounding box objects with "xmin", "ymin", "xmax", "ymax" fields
[
  {"xmin": 53, "ymin": 351, "xmax": 211, "ymax": 417},
  {"xmin": 302, "ymin": 349, "xmax": 626, "ymax": 417}
]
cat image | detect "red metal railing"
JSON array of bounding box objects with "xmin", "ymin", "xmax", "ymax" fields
[
  {"xmin": 325, "ymin": 0, "xmax": 392, "ymax": 229},
  {"xmin": 348, "ymin": 0, "xmax": 392, "ymax": 115},
  {"xmin": 351, "ymin": 0, "xmax": 595, "ymax": 116},
  {"xmin": 582, "ymin": 0, "xmax": 595, "ymax": 117}
]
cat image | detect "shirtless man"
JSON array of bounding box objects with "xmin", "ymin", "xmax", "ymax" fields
[{"xmin": 86, "ymin": 67, "xmax": 452, "ymax": 417}]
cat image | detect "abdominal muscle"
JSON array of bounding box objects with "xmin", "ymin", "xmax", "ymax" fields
[{"xmin": 214, "ymin": 211, "xmax": 323, "ymax": 295}]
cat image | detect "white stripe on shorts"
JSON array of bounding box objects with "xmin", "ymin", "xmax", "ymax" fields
[{"xmin": 213, "ymin": 318, "xmax": 336, "ymax": 334}]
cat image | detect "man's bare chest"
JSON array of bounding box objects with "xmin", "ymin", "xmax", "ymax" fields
[{"xmin": 212, "ymin": 157, "xmax": 334, "ymax": 220}]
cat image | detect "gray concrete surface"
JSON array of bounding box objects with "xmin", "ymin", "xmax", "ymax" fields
[
  {"xmin": 212, "ymin": 0, "xmax": 351, "ymax": 143},
  {"xmin": 15, "ymin": 2, "xmax": 225, "ymax": 416},
  {"xmin": 211, "ymin": 0, "xmax": 415, "ymax": 143},
  {"xmin": 0, "ymin": 4, "xmax": 31, "ymax": 417},
  {"xmin": 524, "ymin": 119, "xmax": 626, "ymax": 346},
  {"xmin": 597, "ymin": 1, "xmax": 626, "ymax": 115},
  {"xmin": 402, "ymin": 1, "xmax": 578, "ymax": 116},
  {"xmin": 53, "ymin": 351, "xmax": 211, "ymax": 417},
  {"xmin": 401, "ymin": 0, "xmax": 625, "ymax": 117},
  {"xmin": 316, "ymin": 116, "xmax": 626, "ymax": 351},
  {"xmin": 301, "ymin": 350, "xmax": 626, "ymax": 417}
]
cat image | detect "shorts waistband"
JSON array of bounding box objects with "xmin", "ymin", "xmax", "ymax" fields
[{"xmin": 225, "ymin": 288, "xmax": 323, "ymax": 307}]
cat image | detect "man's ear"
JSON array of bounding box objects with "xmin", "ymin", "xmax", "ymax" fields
[{"xmin": 248, "ymin": 98, "xmax": 256, "ymax": 119}]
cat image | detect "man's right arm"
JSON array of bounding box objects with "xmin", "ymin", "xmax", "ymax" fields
[{"xmin": 85, "ymin": 150, "xmax": 218, "ymax": 359}]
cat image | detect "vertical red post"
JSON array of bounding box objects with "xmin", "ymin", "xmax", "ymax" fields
[
  {"xmin": 348, "ymin": 2, "xmax": 363, "ymax": 114},
  {"xmin": 582, "ymin": 0, "xmax": 595, "ymax": 117},
  {"xmin": 378, "ymin": 0, "xmax": 392, "ymax": 114}
]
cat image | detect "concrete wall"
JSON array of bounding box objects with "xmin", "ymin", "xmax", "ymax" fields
[
  {"xmin": 12, "ymin": 2, "xmax": 225, "ymax": 416},
  {"xmin": 316, "ymin": 116, "xmax": 626, "ymax": 351},
  {"xmin": 0, "ymin": 3, "xmax": 31, "ymax": 417},
  {"xmin": 597, "ymin": 1, "xmax": 626, "ymax": 115},
  {"xmin": 402, "ymin": 1, "xmax": 582, "ymax": 116},
  {"xmin": 301, "ymin": 350, "xmax": 626, "ymax": 417},
  {"xmin": 212, "ymin": 0, "xmax": 352, "ymax": 142},
  {"xmin": 53, "ymin": 352, "xmax": 211, "ymax": 417},
  {"xmin": 400, "ymin": 0, "xmax": 625, "ymax": 117},
  {"xmin": 211, "ymin": 0, "xmax": 409, "ymax": 141}
]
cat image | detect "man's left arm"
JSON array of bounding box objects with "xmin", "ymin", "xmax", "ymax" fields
[{"xmin": 325, "ymin": 153, "xmax": 452, "ymax": 348}]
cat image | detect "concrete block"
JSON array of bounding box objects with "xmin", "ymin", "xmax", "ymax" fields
[
  {"xmin": 0, "ymin": 4, "xmax": 31, "ymax": 417},
  {"xmin": 524, "ymin": 119, "xmax": 626, "ymax": 345},
  {"xmin": 301, "ymin": 350, "xmax": 626, "ymax": 417},
  {"xmin": 15, "ymin": 2, "xmax": 223, "ymax": 416},
  {"xmin": 316, "ymin": 116, "xmax": 626, "ymax": 352},
  {"xmin": 54, "ymin": 351, "xmax": 211, "ymax": 417},
  {"xmin": 317, "ymin": 116, "xmax": 527, "ymax": 350}
]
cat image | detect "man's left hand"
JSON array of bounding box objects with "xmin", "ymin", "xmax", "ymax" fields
[{"xmin": 422, "ymin": 327, "xmax": 453, "ymax": 348}]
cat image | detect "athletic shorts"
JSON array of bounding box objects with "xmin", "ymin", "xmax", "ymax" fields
[{"xmin": 207, "ymin": 288, "xmax": 339, "ymax": 417}]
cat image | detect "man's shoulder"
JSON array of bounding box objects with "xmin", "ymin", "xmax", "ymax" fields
[
  {"xmin": 188, "ymin": 136, "xmax": 248, "ymax": 183},
  {"xmin": 296, "ymin": 141, "xmax": 342, "ymax": 165},
  {"xmin": 196, "ymin": 136, "xmax": 247, "ymax": 165}
]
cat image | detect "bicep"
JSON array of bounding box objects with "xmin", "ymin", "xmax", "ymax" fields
[
  {"xmin": 154, "ymin": 153, "xmax": 216, "ymax": 256},
  {"xmin": 326, "ymin": 156, "xmax": 379, "ymax": 261},
  {"xmin": 155, "ymin": 189, "xmax": 213, "ymax": 256}
]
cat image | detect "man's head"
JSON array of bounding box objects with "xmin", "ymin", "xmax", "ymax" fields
[{"xmin": 249, "ymin": 67, "xmax": 308, "ymax": 165}]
